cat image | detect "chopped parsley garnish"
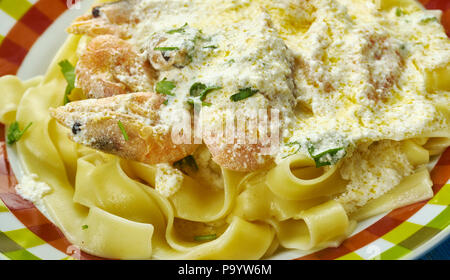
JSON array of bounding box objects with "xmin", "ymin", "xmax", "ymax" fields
[
  {"xmin": 117, "ymin": 120, "xmax": 129, "ymax": 141},
  {"xmin": 203, "ymin": 45, "xmax": 218, "ymax": 49},
  {"xmin": 230, "ymin": 88, "xmax": 258, "ymax": 102},
  {"xmin": 282, "ymin": 141, "xmax": 301, "ymax": 159},
  {"xmin": 174, "ymin": 155, "xmax": 198, "ymax": 174},
  {"xmin": 395, "ymin": 8, "xmax": 403, "ymax": 17},
  {"xmin": 156, "ymin": 78, "xmax": 176, "ymax": 96},
  {"xmin": 82, "ymin": 225, "xmax": 89, "ymax": 230},
  {"xmin": 7, "ymin": 121, "xmax": 33, "ymax": 145},
  {"xmin": 189, "ymin": 82, "xmax": 222, "ymax": 101},
  {"xmin": 307, "ymin": 144, "xmax": 346, "ymax": 168},
  {"xmin": 154, "ymin": 47, "xmax": 180, "ymax": 51},
  {"xmin": 194, "ymin": 234, "xmax": 217, "ymax": 242},
  {"xmin": 166, "ymin": 23, "xmax": 188, "ymax": 34},
  {"xmin": 58, "ymin": 60, "xmax": 76, "ymax": 105},
  {"xmin": 420, "ymin": 17, "xmax": 438, "ymax": 24}
]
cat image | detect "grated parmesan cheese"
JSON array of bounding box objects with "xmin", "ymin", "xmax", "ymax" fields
[
  {"xmin": 155, "ymin": 163, "xmax": 184, "ymax": 197},
  {"xmin": 335, "ymin": 140, "xmax": 414, "ymax": 213},
  {"xmin": 15, "ymin": 174, "xmax": 52, "ymax": 214}
]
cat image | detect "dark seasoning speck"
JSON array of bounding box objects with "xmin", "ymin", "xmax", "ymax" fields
[
  {"xmin": 72, "ymin": 122, "xmax": 82, "ymax": 135},
  {"xmin": 92, "ymin": 6, "xmax": 101, "ymax": 18}
]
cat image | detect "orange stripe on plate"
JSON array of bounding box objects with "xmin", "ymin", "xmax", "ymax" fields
[
  {"xmin": 387, "ymin": 201, "xmax": 428, "ymax": 221},
  {"xmin": 6, "ymin": 21, "xmax": 39, "ymax": 51},
  {"xmin": 431, "ymin": 166, "xmax": 450, "ymax": 186},
  {"xmin": 34, "ymin": 0, "xmax": 68, "ymax": 21},
  {"xmin": 0, "ymin": 57, "xmax": 19, "ymax": 76}
]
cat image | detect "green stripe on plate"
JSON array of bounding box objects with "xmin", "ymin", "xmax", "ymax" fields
[
  {"xmin": 398, "ymin": 226, "xmax": 441, "ymax": 251},
  {"xmin": 0, "ymin": 35, "xmax": 4, "ymax": 46},
  {"xmin": 379, "ymin": 245, "xmax": 410, "ymax": 260},
  {"xmin": 4, "ymin": 228, "xmax": 46, "ymax": 248},
  {"xmin": 428, "ymin": 184, "xmax": 450, "ymax": 206},
  {"xmin": 3, "ymin": 249, "xmax": 40, "ymax": 260},
  {"xmin": 0, "ymin": 232, "xmax": 23, "ymax": 253},
  {"xmin": 382, "ymin": 221, "xmax": 423, "ymax": 245},
  {"xmin": 0, "ymin": 0, "xmax": 32, "ymax": 20},
  {"xmin": 426, "ymin": 206, "xmax": 450, "ymax": 230},
  {"xmin": 336, "ymin": 252, "xmax": 364, "ymax": 260},
  {"xmin": 0, "ymin": 199, "xmax": 8, "ymax": 212}
]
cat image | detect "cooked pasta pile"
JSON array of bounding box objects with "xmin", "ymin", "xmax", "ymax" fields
[{"xmin": 0, "ymin": 0, "xmax": 449, "ymax": 259}]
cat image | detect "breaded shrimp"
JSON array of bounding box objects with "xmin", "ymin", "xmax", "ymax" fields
[
  {"xmin": 67, "ymin": 0, "xmax": 136, "ymax": 39},
  {"xmin": 50, "ymin": 92, "xmax": 199, "ymax": 164},
  {"xmin": 76, "ymin": 35, "xmax": 157, "ymax": 99},
  {"xmin": 50, "ymin": 93, "xmax": 274, "ymax": 171}
]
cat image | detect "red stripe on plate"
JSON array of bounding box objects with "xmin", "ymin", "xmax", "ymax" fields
[
  {"xmin": 19, "ymin": 6, "xmax": 53, "ymax": 35},
  {"xmin": 0, "ymin": 38, "xmax": 28, "ymax": 66},
  {"xmin": 366, "ymin": 216, "xmax": 405, "ymax": 237},
  {"xmin": 298, "ymin": 244, "xmax": 352, "ymax": 260},
  {"xmin": 27, "ymin": 223, "xmax": 66, "ymax": 243},
  {"xmin": 340, "ymin": 230, "xmax": 380, "ymax": 252},
  {"xmin": 12, "ymin": 208, "xmax": 54, "ymax": 227},
  {"xmin": 0, "ymin": 193, "xmax": 35, "ymax": 210}
]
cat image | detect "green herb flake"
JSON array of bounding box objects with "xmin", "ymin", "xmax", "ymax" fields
[
  {"xmin": 203, "ymin": 45, "xmax": 218, "ymax": 49},
  {"xmin": 230, "ymin": 88, "xmax": 259, "ymax": 102},
  {"xmin": 117, "ymin": 120, "xmax": 129, "ymax": 141},
  {"xmin": 190, "ymin": 82, "xmax": 207, "ymax": 97},
  {"xmin": 395, "ymin": 8, "xmax": 403, "ymax": 17},
  {"xmin": 174, "ymin": 155, "xmax": 198, "ymax": 173},
  {"xmin": 307, "ymin": 145, "xmax": 346, "ymax": 168},
  {"xmin": 166, "ymin": 23, "xmax": 188, "ymax": 34},
  {"xmin": 82, "ymin": 225, "xmax": 89, "ymax": 230},
  {"xmin": 58, "ymin": 60, "xmax": 76, "ymax": 105},
  {"xmin": 154, "ymin": 47, "xmax": 180, "ymax": 51},
  {"xmin": 189, "ymin": 82, "xmax": 221, "ymax": 101},
  {"xmin": 194, "ymin": 234, "xmax": 217, "ymax": 242},
  {"xmin": 7, "ymin": 121, "xmax": 33, "ymax": 145},
  {"xmin": 156, "ymin": 78, "xmax": 176, "ymax": 96},
  {"xmin": 420, "ymin": 17, "xmax": 438, "ymax": 24}
]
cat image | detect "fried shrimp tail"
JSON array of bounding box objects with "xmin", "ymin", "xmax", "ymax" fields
[
  {"xmin": 76, "ymin": 35, "xmax": 157, "ymax": 99},
  {"xmin": 67, "ymin": 0, "xmax": 136, "ymax": 39},
  {"xmin": 50, "ymin": 92, "xmax": 199, "ymax": 164}
]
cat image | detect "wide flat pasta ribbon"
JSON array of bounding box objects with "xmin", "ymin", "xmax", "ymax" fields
[{"xmin": 266, "ymin": 153, "xmax": 347, "ymax": 200}]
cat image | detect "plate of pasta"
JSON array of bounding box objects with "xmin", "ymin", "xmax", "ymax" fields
[{"xmin": 0, "ymin": 0, "xmax": 449, "ymax": 260}]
